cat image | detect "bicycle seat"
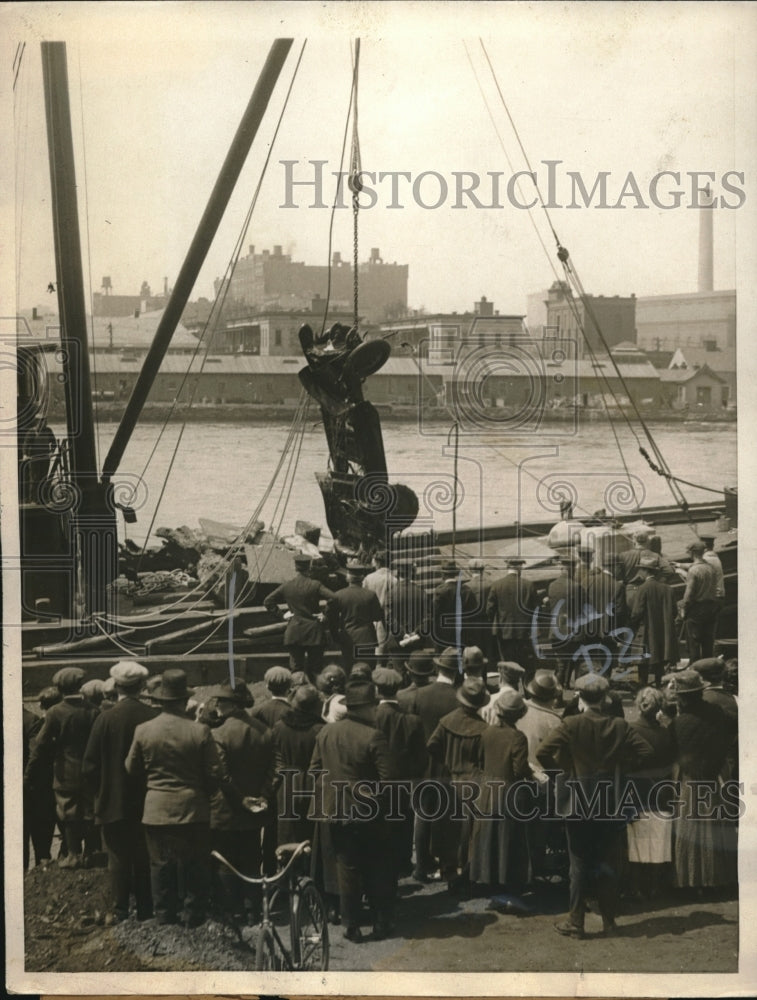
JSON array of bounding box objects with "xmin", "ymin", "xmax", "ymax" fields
[{"xmin": 275, "ymin": 841, "xmax": 310, "ymax": 864}]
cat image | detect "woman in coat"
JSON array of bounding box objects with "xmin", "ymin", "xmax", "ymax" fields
[
  {"xmin": 469, "ymin": 690, "xmax": 531, "ymax": 892},
  {"xmin": 630, "ymin": 558, "xmax": 679, "ymax": 688},
  {"xmin": 670, "ymin": 669, "xmax": 738, "ymax": 891}
]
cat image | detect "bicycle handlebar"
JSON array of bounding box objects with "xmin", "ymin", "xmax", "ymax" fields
[{"xmin": 211, "ymin": 839, "xmax": 311, "ymax": 887}]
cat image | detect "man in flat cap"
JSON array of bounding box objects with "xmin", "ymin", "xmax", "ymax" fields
[
  {"xmin": 680, "ymin": 539, "xmax": 719, "ymax": 662},
  {"xmin": 326, "ymin": 562, "xmax": 385, "ymax": 670},
  {"xmin": 126, "ymin": 669, "xmax": 226, "ymax": 927},
  {"xmin": 264, "ymin": 554, "xmax": 337, "ymax": 681},
  {"xmin": 25, "ymin": 667, "xmax": 98, "ymax": 869},
  {"xmin": 431, "ymin": 559, "xmax": 478, "ymax": 652},
  {"xmin": 487, "ymin": 557, "xmax": 537, "ymax": 675},
  {"xmin": 537, "ymin": 673, "xmax": 654, "ymax": 939},
  {"xmin": 81, "ymin": 662, "xmax": 157, "ymax": 920},
  {"xmin": 210, "ymin": 682, "xmax": 275, "ymax": 922},
  {"xmin": 251, "ymin": 665, "xmax": 293, "ymax": 729},
  {"xmin": 309, "ymin": 680, "xmax": 395, "ymax": 942}
]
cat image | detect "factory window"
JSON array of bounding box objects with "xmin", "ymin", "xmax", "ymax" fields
[{"xmin": 274, "ymin": 329, "xmax": 282, "ymax": 346}]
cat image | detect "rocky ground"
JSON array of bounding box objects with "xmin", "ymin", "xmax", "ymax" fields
[{"xmin": 24, "ymin": 857, "xmax": 738, "ymax": 975}]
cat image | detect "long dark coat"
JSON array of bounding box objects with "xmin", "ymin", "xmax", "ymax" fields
[
  {"xmin": 375, "ymin": 701, "xmax": 428, "ymax": 781},
  {"xmin": 487, "ymin": 573, "xmax": 537, "ymax": 639},
  {"xmin": 630, "ymin": 576, "xmax": 679, "ymax": 664},
  {"xmin": 272, "ymin": 708, "xmax": 324, "ymax": 843},
  {"xmin": 209, "ymin": 710, "xmax": 275, "ymax": 830},
  {"xmin": 82, "ymin": 695, "xmax": 158, "ymax": 824},
  {"xmin": 25, "ymin": 696, "xmax": 98, "ymax": 823},
  {"xmin": 469, "ymin": 722, "xmax": 530, "ymax": 887},
  {"xmin": 431, "ymin": 579, "xmax": 478, "ymax": 649}
]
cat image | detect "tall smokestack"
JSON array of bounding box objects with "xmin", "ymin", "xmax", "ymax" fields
[{"xmin": 698, "ymin": 183, "xmax": 714, "ymax": 292}]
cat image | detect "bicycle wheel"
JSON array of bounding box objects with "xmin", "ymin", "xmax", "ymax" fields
[
  {"xmin": 255, "ymin": 925, "xmax": 289, "ymax": 971},
  {"xmin": 293, "ymin": 879, "xmax": 329, "ymax": 970}
]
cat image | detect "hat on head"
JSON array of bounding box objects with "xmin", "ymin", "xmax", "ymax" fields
[
  {"xmin": 407, "ymin": 650, "xmax": 436, "ymax": 676},
  {"xmin": 441, "ymin": 559, "xmax": 459, "ymax": 577},
  {"xmin": 110, "ymin": 660, "xmax": 150, "ymax": 688},
  {"xmin": 349, "ymin": 661, "xmax": 373, "ymax": 681},
  {"xmin": 214, "ymin": 681, "xmax": 246, "ymax": 703},
  {"xmin": 456, "ymin": 676, "xmax": 490, "ymax": 709},
  {"xmin": 53, "ymin": 667, "xmax": 85, "ymax": 695},
  {"xmin": 686, "ymin": 539, "xmax": 706, "ymax": 555},
  {"xmin": 526, "ymin": 669, "xmax": 559, "ymax": 701},
  {"xmin": 232, "ymin": 679, "xmax": 254, "ymax": 707},
  {"xmin": 636, "ymin": 686, "xmax": 664, "ymax": 716},
  {"xmin": 39, "ymin": 686, "xmax": 61, "ymax": 710},
  {"xmin": 372, "ymin": 666, "xmax": 403, "ymax": 692},
  {"xmin": 462, "ymin": 646, "xmax": 486, "ymax": 674},
  {"xmin": 145, "ymin": 675, "xmax": 162, "ymax": 693},
  {"xmin": 574, "ymin": 672, "xmax": 610, "ymax": 703},
  {"xmin": 505, "ymin": 556, "xmax": 526, "ymax": 568},
  {"xmin": 346, "ymin": 559, "xmax": 369, "ymax": 576},
  {"xmin": 633, "ymin": 528, "xmax": 653, "ymax": 544},
  {"xmin": 559, "ymin": 549, "xmax": 579, "ymax": 565},
  {"xmin": 152, "ymin": 668, "xmax": 194, "ymax": 702},
  {"xmin": 485, "ymin": 671, "xmax": 501, "ymax": 693},
  {"xmin": 690, "ymin": 657, "xmax": 725, "ymax": 682},
  {"xmin": 81, "ymin": 679, "xmax": 106, "ymax": 700},
  {"xmin": 344, "ymin": 680, "xmax": 378, "ymax": 708},
  {"xmin": 292, "ymin": 684, "xmax": 322, "ymax": 715},
  {"xmin": 495, "ymin": 689, "xmax": 526, "ymax": 718},
  {"xmin": 577, "ymin": 543, "xmax": 593, "ymax": 556},
  {"xmin": 289, "ymin": 670, "xmax": 309, "ymax": 689},
  {"xmin": 265, "ymin": 665, "xmax": 292, "ymax": 689},
  {"xmin": 103, "ymin": 676, "xmax": 117, "ymax": 695},
  {"xmin": 673, "ymin": 668, "xmax": 705, "ymax": 694},
  {"xmin": 468, "ymin": 558, "xmax": 485, "ymax": 571},
  {"xmin": 498, "ymin": 660, "xmax": 525, "ymax": 680},
  {"xmin": 294, "ymin": 553, "xmax": 311, "ymax": 569},
  {"xmin": 434, "ymin": 647, "xmax": 461, "ymax": 674}
]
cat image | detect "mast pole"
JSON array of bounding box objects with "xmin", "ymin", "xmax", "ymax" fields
[
  {"xmin": 42, "ymin": 41, "xmax": 116, "ymax": 621},
  {"xmin": 102, "ymin": 37, "xmax": 294, "ymax": 482}
]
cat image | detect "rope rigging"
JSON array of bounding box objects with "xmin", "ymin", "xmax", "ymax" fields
[{"xmin": 475, "ymin": 38, "xmax": 720, "ymax": 520}]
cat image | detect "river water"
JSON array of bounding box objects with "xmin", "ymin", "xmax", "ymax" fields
[{"xmin": 86, "ymin": 417, "xmax": 737, "ymax": 548}]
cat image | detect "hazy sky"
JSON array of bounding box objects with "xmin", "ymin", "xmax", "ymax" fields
[{"xmin": 3, "ymin": 1, "xmax": 756, "ymax": 318}]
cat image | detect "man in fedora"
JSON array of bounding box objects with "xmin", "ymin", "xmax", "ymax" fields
[
  {"xmin": 426, "ymin": 676, "xmax": 491, "ymax": 891},
  {"xmin": 480, "ymin": 661, "xmax": 526, "ymax": 725},
  {"xmin": 210, "ymin": 682, "xmax": 275, "ymax": 922},
  {"xmin": 309, "ymin": 680, "xmax": 395, "ymax": 942},
  {"xmin": 408, "ymin": 646, "xmax": 461, "ymax": 882},
  {"xmin": 396, "ymin": 649, "xmax": 436, "ymax": 713},
  {"xmin": 537, "ymin": 673, "xmax": 654, "ymax": 939},
  {"xmin": 374, "ymin": 666, "xmax": 427, "ymax": 880},
  {"xmin": 680, "ymin": 539, "xmax": 719, "ymax": 662},
  {"xmin": 487, "ymin": 557, "xmax": 537, "ymax": 675},
  {"xmin": 25, "ymin": 667, "xmax": 98, "ymax": 869},
  {"xmin": 630, "ymin": 554, "xmax": 679, "ymax": 688},
  {"xmin": 326, "ymin": 562, "xmax": 385, "ymax": 670},
  {"xmin": 431, "ymin": 559, "xmax": 478, "ymax": 652},
  {"xmin": 516, "ymin": 668, "xmax": 563, "ymax": 880},
  {"xmin": 125, "ymin": 669, "xmax": 226, "ymax": 927},
  {"xmin": 264, "ymin": 554, "xmax": 337, "ymax": 680},
  {"xmin": 82, "ymin": 661, "xmax": 157, "ymax": 922}
]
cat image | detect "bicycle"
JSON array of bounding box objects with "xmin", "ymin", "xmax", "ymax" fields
[{"xmin": 211, "ymin": 839, "xmax": 329, "ymax": 971}]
